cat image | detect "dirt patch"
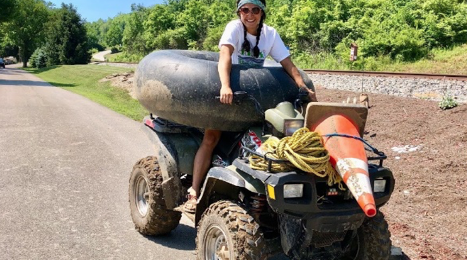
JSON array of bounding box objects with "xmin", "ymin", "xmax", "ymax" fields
[
  {"xmin": 100, "ymin": 72, "xmax": 136, "ymax": 99},
  {"xmin": 317, "ymin": 86, "xmax": 467, "ymax": 260}
]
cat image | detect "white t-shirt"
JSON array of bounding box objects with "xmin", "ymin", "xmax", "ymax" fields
[{"xmin": 218, "ymin": 19, "xmax": 290, "ymax": 67}]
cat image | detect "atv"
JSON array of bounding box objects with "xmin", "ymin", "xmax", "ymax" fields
[{"xmin": 129, "ymin": 91, "xmax": 395, "ymax": 259}]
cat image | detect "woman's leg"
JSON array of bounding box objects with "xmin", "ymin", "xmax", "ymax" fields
[{"xmin": 191, "ymin": 129, "xmax": 222, "ymax": 197}]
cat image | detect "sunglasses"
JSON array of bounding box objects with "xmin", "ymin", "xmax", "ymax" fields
[{"xmin": 239, "ymin": 7, "xmax": 261, "ymax": 15}]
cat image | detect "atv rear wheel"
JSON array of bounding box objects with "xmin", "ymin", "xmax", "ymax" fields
[
  {"xmin": 129, "ymin": 156, "xmax": 181, "ymax": 235},
  {"xmin": 347, "ymin": 211, "xmax": 392, "ymax": 260},
  {"xmin": 196, "ymin": 200, "xmax": 268, "ymax": 260}
]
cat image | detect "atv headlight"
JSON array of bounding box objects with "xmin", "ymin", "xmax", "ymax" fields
[
  {"xmin": 284, "ymin": 119, "xmax": 304, "ymax": 136},
  {"xmin": 284, "ymin": 184, "xmax": 304, "ymax": 198},
  {"xmin": 373, "ymin": 178, "xmax": 386, "ymax": 193}
]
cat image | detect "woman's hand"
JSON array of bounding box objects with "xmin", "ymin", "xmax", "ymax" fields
[
  {"xmin": 220, "ymin": 86, "xmax": 233, "ymax": 104},
  {"xmin": 218, "ymin": 44, "xmax": 234, "ymax": 104},
  {"xmin": 300, "ymin": 86, "xmax": 318, "ymax": 102},
  {"xmin": 280, "ymin": 57, "xmax": 318, "ymax": 102}
]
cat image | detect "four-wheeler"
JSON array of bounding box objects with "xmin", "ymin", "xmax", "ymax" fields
[{"xmin": 129, "ymin": 91, "xmax": 395, "ymax": 259}]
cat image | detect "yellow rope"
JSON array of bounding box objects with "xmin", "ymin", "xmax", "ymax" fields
[{"xmin": 249, "ymin": 127, "xmax": 344, "ymax": 188}]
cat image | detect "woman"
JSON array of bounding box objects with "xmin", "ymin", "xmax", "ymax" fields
[{"xmin": 184, "ymin": 0, "xmax": 316, "ymax": 212}]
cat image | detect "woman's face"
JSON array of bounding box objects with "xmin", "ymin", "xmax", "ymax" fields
[{"xmin": 238, "ymin": 3, "xmax": 263, "ymax": 35}]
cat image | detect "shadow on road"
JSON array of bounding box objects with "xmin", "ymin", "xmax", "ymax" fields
[
  {"xmin": 1, "ymin": 67, "xmax": 76, "ymax": 87},
  {"xmin": 143, "ymin": 223, "xmax": 196, "ymax": 251},
  {"xmin": 22, "ymin": 65, "xmax": 62, "ymax": 74},
  {"xmin": 141, "ymin": 223, "xmax": 289, "ymax": 259},
  {"xmin": 0, "ymin": 79, "xmax": 75, "ymax": 88},
  {"xmin": 48, "ymin": 81, "xmax": 76, "ymax": 88}
]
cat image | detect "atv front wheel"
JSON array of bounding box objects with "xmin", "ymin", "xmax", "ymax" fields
[
  {"xmin": 196, "ymin": 200, "xmax": 267, "ymax": 260},
  {"xmin": 347, "ymin": 211, "xmax": 392, "ymax": 260},
  {"xmin": 129, "ymin": 156, "xmax": 181, "ymax": 235}
]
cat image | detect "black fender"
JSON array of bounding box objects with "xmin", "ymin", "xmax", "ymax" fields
[
  {"xmin": 141, "ymin": 123, "xmax": 200, "ymax": 210},
  {"xmin": 195, "ymin": 166, "xmax": 266, "ymax": 224}
]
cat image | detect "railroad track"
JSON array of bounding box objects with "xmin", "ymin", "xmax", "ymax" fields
[
  {"xmin": 96, "ymin": 61, "xmax": 467, "ymax": 81},
  {"xmin": 303, "ymin": 69, "xmax": 467, "ymax": 81}
]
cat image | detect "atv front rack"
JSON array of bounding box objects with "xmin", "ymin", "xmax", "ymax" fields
[
  {"xmin": 324, "ymin": 133, "xmax": 387, "ymax": 166},
  {"xmin": 240, "ymin": 134, "xmax": 387, "ymax": 172}
]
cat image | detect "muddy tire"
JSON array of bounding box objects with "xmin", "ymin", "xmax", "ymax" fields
[
  {"xmin": 129, "ymin": 156, "xmax": 181, "ymax": 235},
  {"xmin": 196, "ymin": 200, "xmax": 267, "ymax": 260},
  {"xmin": 349, "ymin": 211, "xmax": 392, "ymax": 260}
]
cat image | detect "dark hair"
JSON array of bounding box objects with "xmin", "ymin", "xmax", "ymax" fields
[{"xmin": 236, "ymin": 0, "xmax": 266, "ymax": 58}]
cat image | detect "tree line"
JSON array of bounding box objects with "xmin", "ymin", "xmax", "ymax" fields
[
  {"xmin": 1, "ymin": 0, "xmax": 467, "ymax": 69},
  {"xmin": 0, "ymin": 0, "xmax": 89, "ymax": 67}
]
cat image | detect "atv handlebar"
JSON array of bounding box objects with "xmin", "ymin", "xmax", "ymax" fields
[
  {"xmin": 216, "ymin": 89, "xmax": 308, "ymax": 116},
  {"xmin": 216, "ymin": 91, "xmax": 264, "ymax": 117},
  {"xmin": 298, "ymin": 86, "xmax": 311, "ymax": 102},
  {"xmin": 215, "ymin": 91, "xmax": 249, "ymax": 103}
]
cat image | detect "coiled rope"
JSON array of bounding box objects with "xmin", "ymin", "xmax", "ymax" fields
[{"xmin": 249, "ymin": 127, "xmax": 343, "ymax": 187}]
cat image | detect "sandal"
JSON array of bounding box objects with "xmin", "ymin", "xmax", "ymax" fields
[
  {"xmin": 184, "ymin": 188, "xmax": 198, "ymax": 213},
  {"xmin": 184, "ymin": 194, "xmax": 197, "ymax": 213}
]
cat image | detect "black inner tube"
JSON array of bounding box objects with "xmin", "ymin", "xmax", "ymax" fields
[{"xmin": 135, "ymin": 50, "xmax": 314, "ymax": 131}]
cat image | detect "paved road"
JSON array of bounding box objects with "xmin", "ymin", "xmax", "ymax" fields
[
  {"xmin": 92, "ymin": 50, "xmax": 112, "ymax": 62},
  {"xmin": 0, "ymin": 67, "xmax": 197, "ymax": 259}
]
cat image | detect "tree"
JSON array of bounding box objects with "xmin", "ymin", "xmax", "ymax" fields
[
  {"xmin": 201, "ymin": 0, "xmax": 236, "ymax": 50},
  {"xmin": 0, "ymin": 0, "xmax": 17, "ymax": 56},
  {"xmin": 143, "ymin": 4, "xmax": 177, "ymax": 49},
  {"xmin": 3, "ymin": 0, "xmax": 49, "ymax": 67},
  {"xmin": 45, "ymin": 3, "xmax": 91, "ymax": 65},
  {"xmin": 0, "ymin": 0, "xmax": 18, "ymax": 23},
  {"xmin": 82, "ymin": 0, "xmax": 467, "ymax": 65},
  {"xmin": 122, "ymin": 4, "xmax": 150, "ymax": 55},
  {"xmin": 85, "ymin": 20, "xmax": 106, "ymax": 51},
  {"xmin": 105, "ymin": 15, "xmax": 127, "ymax": 48},
  {"xmin": 176, "ymin": 0, "xmax": 209, "ymax": 49}
]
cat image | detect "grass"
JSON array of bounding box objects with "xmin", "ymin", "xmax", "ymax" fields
[
  {"xmin": 23, "ymin": 65, "xmax": 149, "ymax": 121},
  {"xmin": 381, "ymin": 44, "xmax": 467, "ymax": 75},
  {"xmin": 106, "ymin": 52, "xmax": 143, "ymax": 63},
  {"xmin": 104, "ymin": 52, "xmax": 121, "ymax": 62},
  {"xmin": 292, "ymin": 43, "xmax": 467, "ymax": 75}
]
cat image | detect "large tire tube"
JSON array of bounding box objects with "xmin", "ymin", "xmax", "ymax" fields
[
  {"xmin": 135, "ymin": 50, "xmax": 315, "ymax": 131},
  {"xmin": 129, "ymin": 156, "xmax": 181, "ymax": 235}
]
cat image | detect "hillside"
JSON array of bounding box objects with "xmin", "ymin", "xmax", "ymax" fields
[{"xmin": 382, "ymin": 44, "xmax": 467, "ymax": 75}]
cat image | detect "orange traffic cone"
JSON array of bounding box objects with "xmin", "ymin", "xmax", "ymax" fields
[{"xmin": 310, "ymin": 114, "xmax": 376, "ymax": 217}]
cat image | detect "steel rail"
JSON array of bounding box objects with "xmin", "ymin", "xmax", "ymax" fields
[
  {"xmin": 303, "ymin": 69, "xmax": 467, "ymax": 81},
  {"xmin": 96, "ymin": 61, "xmax": 467, "ymax": 81}
]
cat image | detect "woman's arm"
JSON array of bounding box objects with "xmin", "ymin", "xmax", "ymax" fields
[
  {"xmin": 280, "ymin": 57, "xmax": 317, "ymax": 102},
  {"xmin": 218, "ymin": 44, "xmax": 235, "ymax": 104}
]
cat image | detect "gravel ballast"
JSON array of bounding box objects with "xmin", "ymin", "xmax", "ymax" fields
[{"xmin": 307, "ymin": 73, "xmax": 467, "ymax": 103}]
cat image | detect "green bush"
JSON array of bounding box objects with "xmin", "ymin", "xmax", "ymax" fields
[
  {"xmin": 111, "ymin": 46, "xmax": 120, "ymax": 54},
  {"xmin": 107, "ymin": 52, "xmax": 144, "ymax": 63},
  {"xmin": 148, "ymin": 28, "xmax": 188, "ymax": 50},
  {"xmin": 439, "ymin": 94, "xmax": 458, "ymax": 110},
  {"xmin": 29, "ymin": 52, "xmax": 38, "ymax": 68},
  {"xmin": 30, "ymin": 47, "xmax": 48, "ymax": 68}
]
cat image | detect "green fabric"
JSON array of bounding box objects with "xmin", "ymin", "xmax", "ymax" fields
[{"xmin": 237, "ymin": 0, "xmax": 266, "ymax": 11}]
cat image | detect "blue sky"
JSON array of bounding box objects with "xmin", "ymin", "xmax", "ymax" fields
[{"xmin": 47, "ymin": 0, "xmax": 165, "ymax": 22}]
